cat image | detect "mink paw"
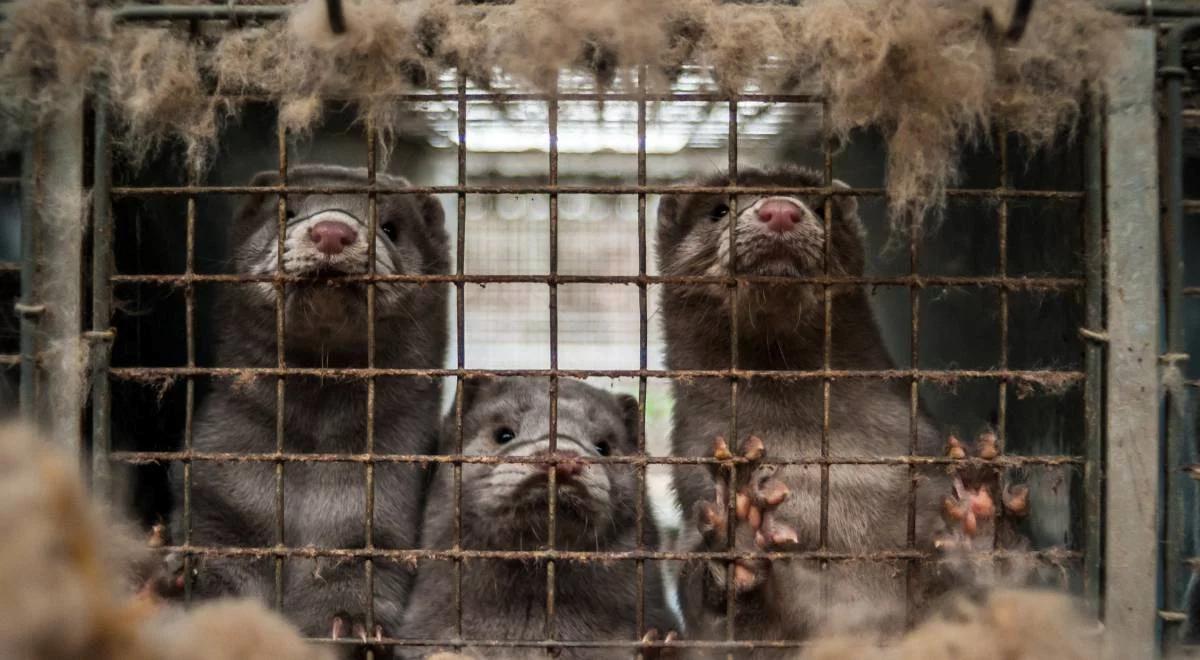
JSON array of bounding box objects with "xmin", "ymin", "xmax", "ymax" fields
[
  {"xmin": 330, "ymin": 614, "xmax": 388, "ymax": 658},
  {"xmin": 696, "ymin": 436, "xmax": 796, "ymax": 599},
  {"xmin": 135, "ymin": 524, "xmax": 188, "ymax": 604},
  {"xmin": 640, "ymin": 628, "xmax": 680, "ymax": 659},
  {"xmin": 935, "ymin": 429, "xmax": 1031, "ymax": 552}
]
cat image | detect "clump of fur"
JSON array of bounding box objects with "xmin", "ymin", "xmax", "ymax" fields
[
  {"xmin": 0, "ymin": 0, "xmax": 1125, "ymax": 229},
  {"xmin": 0, "ymin": 423, "xmax": 154, "ymax": 660},
  {"xmin": 0, "ymin": 0, "xmax": 106, "ymax": 150},
  {"xmin": 479, "ymin": 0, "xmax": 709, "ymax": 90},
  {"xmin": 0, "ymin": 423, "xmax": 332, "ymax": 660},
  {"xmin": 148, "ymin": 601, "xmax": 333, "ymax": 660},
  {"xmin": 109, "ymin": 28, "xmax": 220, "ymax": 169},
  {"xmin": 780, "ymin": 0, "xmax": 1124, "ymax": 228},
  {"xmin": 801, "ymin": 588, "xmax": 1101, "ymax": 660},
  {"xmin": 213, "ymin": 0, "xmax": 450, "ymax": 158}
]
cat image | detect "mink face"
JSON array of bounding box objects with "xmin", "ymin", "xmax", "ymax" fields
[
  {"xmin": 657, "ymin": 167, "xmax": 957, "ymax": 646},
  {"xmin": 227, "ymin": 164, "xmax": 449, "ymax": 354},
  {"xmin": 451, "ymin": 377, "xmax": 641, "ymax": 550},
  {"xmin": 656, "ymin": 165, "xmax": 864, "ymax": 293},
  {"xmin": 401, "ymin": 378, "xmax": 675, "ymax": 657}
]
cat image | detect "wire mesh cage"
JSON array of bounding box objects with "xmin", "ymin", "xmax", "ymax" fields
[{"xmin": 3, "ymin": 1, "xmax": 1200, "ymax": 659}]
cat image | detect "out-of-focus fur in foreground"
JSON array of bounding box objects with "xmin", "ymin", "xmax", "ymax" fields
[
  {"xmin": 0, "ymin": 423, "xmax": 333, "ymax": 660},
  {"xmin": 800, "ymin": 588, "xmax": 1101, "ymax": 660}
]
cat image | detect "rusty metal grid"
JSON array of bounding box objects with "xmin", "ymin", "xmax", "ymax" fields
[
  {"xmin": 1166, "ymin": 20, "xmax": 1200, "ymax": 650},
  {"xmin": 88, "ymin": 5, "xmax": 1099, "ymax": 656}
]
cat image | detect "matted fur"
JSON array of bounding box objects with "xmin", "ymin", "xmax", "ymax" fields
[
  {"xmin": 0, "ymin": 0, "xmax": 1123, "ymax": 228},
  {"xmin": 800, "ymin": 588, "xmax": 1102, "ymax": 660},
  {"xmin": 0, "ymin": 423, "xmax": 332, "ymax": 660}
]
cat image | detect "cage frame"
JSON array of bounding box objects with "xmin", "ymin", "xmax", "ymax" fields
[{"xmin": 3, "ymin": 2, "xmax": 1195, "ymax": 657}]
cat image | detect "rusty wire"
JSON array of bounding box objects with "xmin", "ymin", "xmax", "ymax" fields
[
  {"xmin": 96, "ymin": 64, "xmax": 1093, "ymax": 659},
  {"xmin": 110, "ymin": 183, "xmax": 1085, "ymax": 198}
]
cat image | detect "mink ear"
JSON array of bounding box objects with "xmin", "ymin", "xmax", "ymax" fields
[
  {"xmin": 831, "ymin": 179, "xmax": 858, "ymax": 218},
  {"xmin": 458, "ymin": 376, "xmax": 494, "ymax": 414},
  {"xmin": 656, "ymin": 194, "xmax": 680, "ymax": 226},
  {"xmin": 616, "ymin": 393, "xmax": 640, "ymax": 448},
  {"xmin": 417, "ymin": 193, "xmax": 446, "ymax": 230},
  {"xmin": 249, "ymin": 170, "xmax": 281, "ymax": 188},
  {"xmin": 236, "ymin": 171, "xmax": 282, "ymax": 223}
]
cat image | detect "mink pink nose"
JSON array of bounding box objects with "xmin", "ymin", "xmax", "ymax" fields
[
  {"xmin": 308, "ymin": 221, "xmax": 358, "ymax": 255},
  {"xmin": 533, "ymin": 450, "xmax": 584, "ymax": 480},
  {"xmin": 756, "ymin": 200, "xmax": 802, "ymax": 234}
]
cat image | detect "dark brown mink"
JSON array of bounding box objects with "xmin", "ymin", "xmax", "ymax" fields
[
  {"xmin": 656, "ymin": 166, "xmax": 1018, "ymax": 651},
  {"xmin": 399, "ymin": 377, "xmax": 676, "ymax": 659},
  {"xmin": 168, "ymin": 164, "xmax": 449, "ymax": 658}
]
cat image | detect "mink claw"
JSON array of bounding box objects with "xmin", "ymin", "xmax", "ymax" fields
[
  {"xmin": 330, "ymin": 616, "xmax": 347, "ymax": 640},
  {"xmin": 147, "ymin": 522, "xmax": 167, "ymax": 549},
  {"xmin": 976, "ymin": 430, "xmax": 999, "ymax": 460},
  {"xmin": 943, "ymin": 476, "xmax": 995, "ymax": 538},
  {"xmin": 755, "ymin": 477, "xmax": 789, "ymax": 507},
  {"xmin": 695, "ymin": 500, "xmax": 727, "ymax": 546},
  {"xmin": 759, "ymin": 516, "xmax": 799, "ymax": 549},
  {"xmin": 946, "ymin": 434, "xmax": 967, "ymax": 460},
  {"xmin": 1003, "ymin": 484, "xmax": 1030, "ymax": 517},
  {"xmin": 712, "ymin": 436, "xmax": 733, "ymax": 461},
  {"xmin": 731, "ymin": 561, "xmax": 763, "ymax": 592},
  {"xmin": 641, "ymin": 628, "xmax": 673, "ymax": 660},
  {"xmin": 741, "ymin": 435, "xmax": 765, "ymax": 461},
  {"xmin": 746, "ymin": 502, "xmax": 762, "ymax": 530},
  {"xmin": 933, "ymin": 532, "xmax": 969, "ymax": 553}
]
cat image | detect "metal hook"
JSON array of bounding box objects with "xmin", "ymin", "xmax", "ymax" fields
[
  {"xmin": 326, "ymin": 0, "xmax": 346, "ymax": 35},
  {"xmin": 983, "ymin": 0, "xmax": 1035, "ymax": 45}
]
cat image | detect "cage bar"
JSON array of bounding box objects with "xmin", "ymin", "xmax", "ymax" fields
[
  {"xmin": 273, "ymin": 118, "xmax": 289, "ymax": 611},
  {"xmin": 364, "ymin": 116, "xmax": 380, "ymax": 659},
  {"xmin": 723, "ymin": 96, "xmax": 739, "ymax": 653},
  {"xmin": 72, "ymin": 3, "xmax": 1117, "ymax": 654},
  {"xmin": 1160, "ymin": 18, "xmax": 1200, "ymax": 649},
  {"xmin": 90, "ymin": 86, "xmax": 115, "ymax": 498},
  {"xmin": 545, "ymin": 81, "xmax": 561, "ymax": 646},
  {"xmin": 17, "ymin": 138, "xmax": 38, "ymax": 419},
  {"xmin": 635, "ymin": 65, "xmax": 650, "ymax": 658},
  {"xmin": 1102, "ymin": 28, "xmax": 1161, "ymax": 658},
  {"xmin": 1083, "ymin": 90, "xmax": 1106, "ymax": 613},
  {"xmin": 110, "ymin": 183, "xmax": 1087, "ymax": 199},
  {"xmin": 453, "ymin": 69, "xmax": 468, "ymax": 649}
]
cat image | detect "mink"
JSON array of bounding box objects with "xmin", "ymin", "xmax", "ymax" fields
[{"xmin": 171, "ymin": 164, "xmax": 449, "ymax": 655}]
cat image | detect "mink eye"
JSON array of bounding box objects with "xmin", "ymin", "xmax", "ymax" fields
[
  {"xmin": 493, "ymin": 427, "xmax": 515, "ymax": 445},
  {"xmin": 381, "ymin": 221, "xmax": 398, "ymax": 241},
  {"xmin": 708, "ymin": 203, "xmax": 730, "ymax": 221},
  {"xmin": 285, "ymin": 209, "xmax": 297, "ymax": 221},
  {"xmin": 594, "ymin": 440, "xmax": 611, "ymax": 457}
]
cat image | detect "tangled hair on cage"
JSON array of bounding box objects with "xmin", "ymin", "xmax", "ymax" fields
[
  {"xmin": 0, "ymin": 0, "xmax": 106, "ymax": 150},
  {"xmin": 0, "ymin": 0, "xmax": 1123, "ymax": 228}
]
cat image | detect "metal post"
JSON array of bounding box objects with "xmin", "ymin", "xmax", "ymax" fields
[
  {"xmin": 1083, "ymin": 93, "xmax": 1106, "ymax": 613},
  {"xmin": 90, "ymin": 87, "xmax": 115, "ymax": 498},
  {"xmin": 37, "ymin": 103, "xmax": 86, "ymax": 455},
  {"xmin": 1102, "ymin": 27, "xmax": 1160, "ymax": 659}
]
